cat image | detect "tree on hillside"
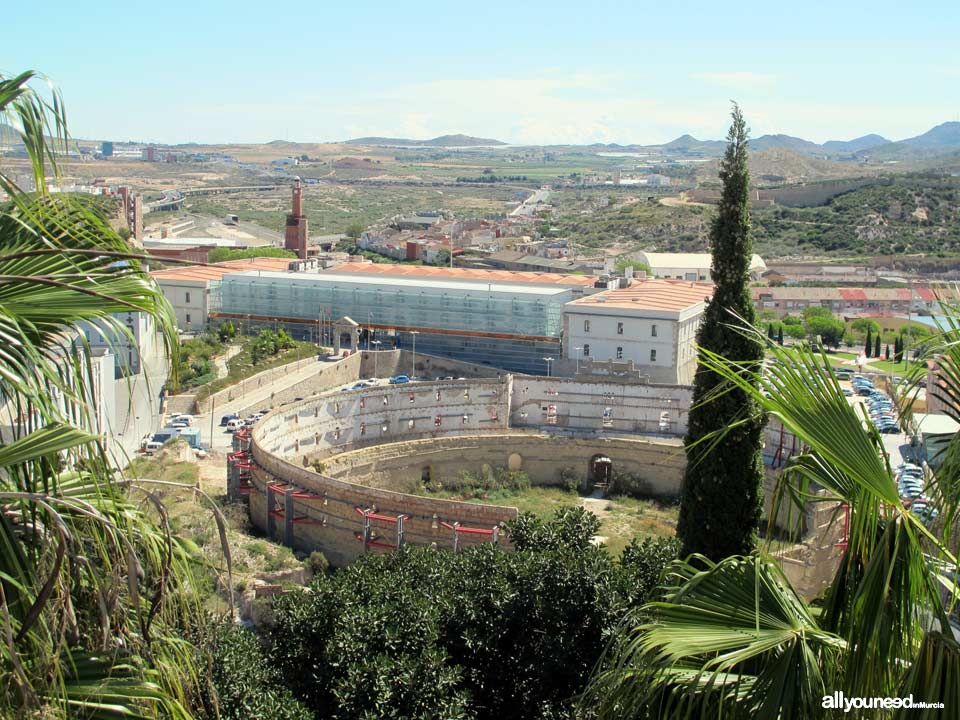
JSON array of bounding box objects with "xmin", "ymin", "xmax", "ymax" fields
[
  {"xmin": 777, "ymin": 325, "xmax": 784, "ymax": 345},
  {"xmin": 885, "ymin": 343, "xmax": 891, "ymax": 360},
  {"xmin": 865, "ymin": 326, "xmax": 873, "ymax": 357},
  {"xmin": 676, "ymin": 105, "xmax": 765, "ymax": 561},
  {"xmin": 895, "ymin": 335, "xmax": 903, "ymax": 362},
  {"xmin": 874, "ymin": 333, "xmax": 881, "ymax": 358},
  {"xmin": 767, "ymin": 323, "xmax": 774, "ymax": 340},
  {"xmin": 346, "ymin": 220, "xmax": 364, "ymax": 240}
]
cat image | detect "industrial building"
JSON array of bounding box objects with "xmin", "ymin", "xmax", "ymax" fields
[
  {"xmin": 210, "ymin": 271, "xmax": 571, "ymax": 374},
  {"xmin": 635, "ymin": 252, "xmax": 766, "ymax": 282}
]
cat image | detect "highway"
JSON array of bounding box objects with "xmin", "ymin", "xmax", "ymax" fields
[{"xmin": 510, "ymin": 187, "xmax": 550, "ymax": 217}]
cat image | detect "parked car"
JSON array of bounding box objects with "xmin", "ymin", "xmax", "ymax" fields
[
  {"xmin": 389, "ymin": 375, "xmax": 410, "ymax": 384},
  {"xmin": 226, "ymin": 418, "xmax": 245, "ymax": 433},
  {"xmin": 142, "ymin": 440, "xmax": 164, "ymax": 454},
  {"xmin": 220, "ymin": 413, "xmax": 239, "ymax": 426},
  {"xmin": 350, "ymin": 382, "xmax": 367, "ymax": 390},
  {"xmin": 167, "ymin": 420, "xmax": 190, "ymax": 429}
]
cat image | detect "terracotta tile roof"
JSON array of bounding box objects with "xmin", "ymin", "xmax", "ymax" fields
[
  {"xmin": 149, "ymin": 257, "xmax": 294, "ymax": 283},
  {"xmin": 568, "ymin": 279, "xmax": 713, "ymax": 312},
  {"xmin": 327, "ymin": 262, "xmax": 598, "ymax": 287},
  {"xmin": 839, "ymin": 288, "xmax": 867, "ymax": 301}
]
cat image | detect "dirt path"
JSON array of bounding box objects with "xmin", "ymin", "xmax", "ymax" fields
[{"xmin": 214, "ymin": 344, "xmax": 243, "ymax": 380}]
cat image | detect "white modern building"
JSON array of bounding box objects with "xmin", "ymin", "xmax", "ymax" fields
[
  {"xmin": 562, "ymin": 279, "xmax": 712, "ymax": 384},
  {"xmin": 635, "ymin": 252, "xmax": 766, "ymax": 282}
]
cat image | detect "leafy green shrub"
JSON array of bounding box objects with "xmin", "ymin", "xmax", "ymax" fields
[
  {"xmin": 195, "ymin": 621, "xmax": 311, "ymax": 720},
  {"xmin": 265, "ymin": 507, "xmax": 660, "ymax": 719},
  {"xmin": 306, "ymin": 550, "xmax": 329, "ymax": 576},
  {"xmin": 607, "ymin": 468, "xmax": 653, "ymax": 498}
]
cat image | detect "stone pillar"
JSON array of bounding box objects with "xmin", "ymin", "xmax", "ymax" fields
[
  {"xmin": 283, "ymin": 488, "xmax": 295, "ymax": 547},
  {"xmin": 265, "ymin": 484, "xmax": 276, "ymax": 539},
  {"xmin": 227, "ymin": 460, "xmax": 239, "ymax": 501}
]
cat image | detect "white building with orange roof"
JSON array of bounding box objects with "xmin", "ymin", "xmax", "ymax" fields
[
  {"xmin": 150, "ymin": 257, "xmax": 301, "ymax": 331},
  {"xmin": 562, "ymin": 279, "xmax": 713, "ymax": 384}
]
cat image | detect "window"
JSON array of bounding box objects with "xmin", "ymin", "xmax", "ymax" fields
[
  {"xmin": 185, "ymin": 313, "xmax": 191, "ymax": 324},
  {"xmin": 434, "ymin": 415, "xmax": 442, "ymax": 427},
  {"xmin": 185, "ymin": 291, "xmax": 191, "ymax": 303},
  {"xmin": 583, "ymin": 319, "xmax": 591, "ymax": 332},
  {"xmin": 583, "ymin": 344, "xmax": 590, "ymax": 357},
  {"xmin": 360, "ymin": 423, "xmax": 366, "ymax": 435},
  {"xmin": 650, "ymin": 349, "xmax": 657, "ymax": 362},
  {"xmin": 616, "ymin": 346, "xmax": 623, "ymax": 359},
  {"xmin": 617, "ymin": 321, "xmax": 624, "ymax": 335},
  {"xmin": 651, "ymin": 324, "xmax": 658, "ymax": 337},
  {"xmin": 408, "ymin": 419, "xmax": 415, "ymax": 429}
]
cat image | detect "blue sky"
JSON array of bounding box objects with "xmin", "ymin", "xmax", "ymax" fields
[{"xmin": 7, "ymin": 0, "xmax": 959, "ymax": 145}]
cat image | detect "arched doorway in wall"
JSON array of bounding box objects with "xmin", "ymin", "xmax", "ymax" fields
[{"xmin": 588, "ymin": 454, "xmax": 613, "ymax": 489}]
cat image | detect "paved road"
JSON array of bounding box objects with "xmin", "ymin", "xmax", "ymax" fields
[
  {"xmin": 107, "ymin": 334, "xmax": 169, "ymax": 468},
  {"xmin": 196, "ymin": 357, "xmax": 349, "ymax": 452},
  {"xmin": 510, "ymin": 188, "xmax": 550, "ymax": 218}
]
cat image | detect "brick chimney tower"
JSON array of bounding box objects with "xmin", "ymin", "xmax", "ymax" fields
[{"xmin": 284, "ymin": 177, "xmax": 309, "ymax": 259}]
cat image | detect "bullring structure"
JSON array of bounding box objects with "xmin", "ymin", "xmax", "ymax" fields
[{"xmin": 228, "ymin": 375, "xmax": 692, "ymax": 566}]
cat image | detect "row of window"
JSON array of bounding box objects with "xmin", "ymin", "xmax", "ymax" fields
[
  {"xmin": 581, "ymin": 344, "xmax": 657, "ymax": 362},
  {"xmin": 329, "ymin": 411, "xmax": 499, "ymax": 438},
  {"xmin": 582, "ymin": 319, "xmax": 658, "ymax": 337}
]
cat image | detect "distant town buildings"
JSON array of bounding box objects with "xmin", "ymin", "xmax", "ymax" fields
[{"xmin": 752, "ymin": 285, "xmax": 938, "ymax": 318}]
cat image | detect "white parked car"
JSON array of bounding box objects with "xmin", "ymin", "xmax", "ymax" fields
[{"xmin": 226, "ymin": 418, "xmax": 246, "ymax": 433}]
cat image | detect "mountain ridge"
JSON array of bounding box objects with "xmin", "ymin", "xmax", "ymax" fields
[{"xmin": 344, "ymin": 133, "xmax": 508, "ymax": 147}]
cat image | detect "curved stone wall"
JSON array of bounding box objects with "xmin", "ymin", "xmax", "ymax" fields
[{"xmin": 242, "ymin": 376, "xmax": 688, "ymax": 566}]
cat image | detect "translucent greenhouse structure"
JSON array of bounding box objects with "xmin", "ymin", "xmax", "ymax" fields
[{"xmin": 211, "ymin": 271, "xmax": 571, "ymax": 374}]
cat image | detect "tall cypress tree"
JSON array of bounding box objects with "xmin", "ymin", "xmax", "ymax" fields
[
  {"xmin": 777, "ymin": 325, "xmax": 784, "ymax": 346},
  {"xmin": 677, "ymin": 105, "xmax": 765, "ymax": 561},
  {"xmin": 865, "ymin": 327, "xmax": 873, "ymax": 357},
  {"xmin": 767, "ymin": 323, "xmax": 774, "ymax": 340},
  {"xmin": 874, "ymin": 333, "xmax": 881, "ymax": 359}
]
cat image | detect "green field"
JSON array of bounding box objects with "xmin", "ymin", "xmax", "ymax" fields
[{"xmin": 413, "ymin": 484, "xmax": 678, "ymax": 556}]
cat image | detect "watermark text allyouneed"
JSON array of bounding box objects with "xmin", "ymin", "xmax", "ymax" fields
[{"xmin": 822, "ymin": 692, "xmax": 944, "ymax": 712}]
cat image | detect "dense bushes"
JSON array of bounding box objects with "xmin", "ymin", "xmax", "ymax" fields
[
  {"xmin": 196, "ymin": 621, "xmax": 312, "ymax": 720},
  {"xmin": 262, "ymin": 508, "xmax": 678, "ymax": 719},
  {"xmin": 172, "ymin": 332, "xmax": 223, "ymax": 390}
]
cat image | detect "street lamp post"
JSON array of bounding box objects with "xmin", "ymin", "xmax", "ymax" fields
[
  {"xmin": 410, "ymin": 331, "xmax": 418, "ymax": 380},
  {"xmin": 543, "ymin": 357, "xmax": 554, "ymax": 377}
]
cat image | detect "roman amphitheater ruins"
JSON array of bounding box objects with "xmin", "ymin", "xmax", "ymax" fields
[{"xmin": 226, "ymin": 350, "xmax": 834, "ymax": 592}]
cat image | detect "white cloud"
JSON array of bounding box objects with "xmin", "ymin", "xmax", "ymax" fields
[{"xmin": 692, "ymin": 71, "xmax": 777, "ymax": 90}]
